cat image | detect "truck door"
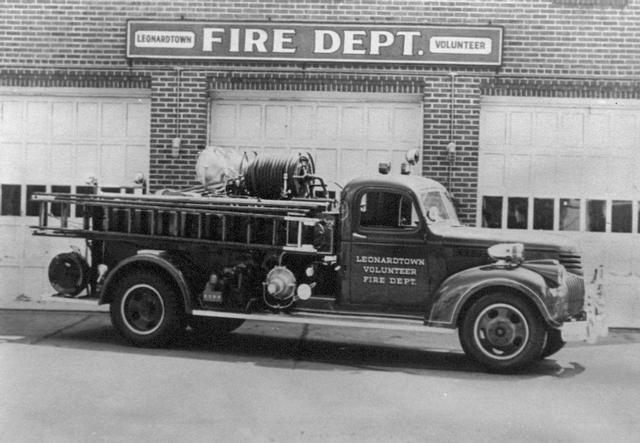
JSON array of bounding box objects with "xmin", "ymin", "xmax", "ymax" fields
[{"xmin": 345, "ymin": 188, "xmax": 429, "ymax": 311}]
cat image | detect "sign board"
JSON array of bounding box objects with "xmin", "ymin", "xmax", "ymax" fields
[{"xmin": 127, "ymin": 20, "xmax": 503, "ymax": 66}]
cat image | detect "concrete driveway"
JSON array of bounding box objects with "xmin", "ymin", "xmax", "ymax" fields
[{"xmin": 1, "ymin": 310, "xmax": 639, "ymax": 442}]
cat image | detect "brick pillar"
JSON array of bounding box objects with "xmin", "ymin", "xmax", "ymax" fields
[
  {"xmin": 422, "ymin": 75, "xmax": 481, "ymax": 225},
  {"xmin": 149, "ymin": 70, "xmax": 209, "ymax": 191},
  {"xmin": 149, "ymin": 70, "xmax": 178, "ymax": 191}
]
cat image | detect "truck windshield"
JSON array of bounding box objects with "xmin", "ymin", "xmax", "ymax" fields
[{"xmin": 420, "ymin": 190, "xmax": 460, "ymax": 225}]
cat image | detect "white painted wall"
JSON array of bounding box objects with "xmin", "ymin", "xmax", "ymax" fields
[
  {"xmin": 209, "ymin": 91, "xmax": 424, "ymax": 192},
  {"xmin": 479, "ymin": 96, "xmax": 640, "ymax": 327},
  {"xmin": 0, "ymin": 88, "xmax": 150, "ymax": 302}
]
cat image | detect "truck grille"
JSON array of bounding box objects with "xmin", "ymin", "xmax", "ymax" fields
[
  {"xmin": 559, "ymin": 253, "xmax": 583, "ymax": 275},
  {"xmin": 565, "ymin": 272, "xmax": 585, "ymax": 315}
]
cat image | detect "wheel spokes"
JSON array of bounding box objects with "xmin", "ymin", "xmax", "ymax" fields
[
  {"xmin": 124, "ymin": 287, "xmax": 164, "ymax": 333},
  {"xmin": 475, "ymin": 303, "xmax": 530, "ymax": 359}
]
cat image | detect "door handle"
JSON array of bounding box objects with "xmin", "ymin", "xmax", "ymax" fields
[{"xmin": 353, "ymin": 233, "xmax": 367, "ymax": 240}]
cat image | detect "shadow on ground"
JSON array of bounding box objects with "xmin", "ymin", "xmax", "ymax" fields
[{"xmin": 0, "ymin": 309, "xmax": 606, "ymax": 380}]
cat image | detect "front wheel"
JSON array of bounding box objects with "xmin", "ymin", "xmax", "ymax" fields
[
  {"xmin": 459, "ymin": 293, "xmax": 546, "ymax": 372},
  {"xmin": 110, "ymin": 271, "xmax": 184, "ymax": 347}
]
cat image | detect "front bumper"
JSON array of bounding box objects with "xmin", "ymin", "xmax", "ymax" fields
[{"xmin": 560, "ymin": 267, "xmax": 608, "ymax": 343}]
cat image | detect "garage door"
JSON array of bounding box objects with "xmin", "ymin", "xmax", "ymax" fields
[
  {"xmin": 0, "ymin": 88, "xmax": 150, "ymax": 302},
  {"xmin": 209, "ymin": 91, "xmax": 423, "ymax": 193},
  {"xmin": 478, "ymin": 96, "xmax": 640, "ymax": 327}
]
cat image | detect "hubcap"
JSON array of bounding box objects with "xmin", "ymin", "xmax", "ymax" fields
[
  {"xmin": 121, "ymin": 284, "xmax": 165, "ymax": 335},
  {"xmin": 473, "ymin": 303, "xmax": 529, "ymax": 360}
]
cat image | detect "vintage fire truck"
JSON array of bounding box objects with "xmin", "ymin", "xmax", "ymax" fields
[{"xmin": 32, "ymin": 149, "xmax": 601, "ymax": 372}]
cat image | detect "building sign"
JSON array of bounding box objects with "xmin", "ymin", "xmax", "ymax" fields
[{"xmin": 127, "ymin": 20, "xmax": 503, "ymax": 66}]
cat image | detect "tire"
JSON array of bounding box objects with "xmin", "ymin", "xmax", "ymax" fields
[
  {"xmin": 541, "ymin": 328, "xmax": 566, "ymax": 359},
  {"xmin": 459, "ymin": 293, "xmax": 546, "ymax": 372},
  {"xmin": 109, "ymin": 271, "xmax": 184, "ymax": 347},
  {"xmin": 188, "ymin": 317, "xmax": 245, "ymax": 338}
]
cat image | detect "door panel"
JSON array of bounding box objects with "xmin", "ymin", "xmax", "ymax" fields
[
  {"xmin": 349, "ymin": 241, "xmax": 428, "ymax": 309},
  {"xmin": 208, "ymin": 92, "xmax": 423, "ymax": 190},
  {"xmin": 478, "ymin": 96, "xmax": 640, "ymax": 327},
  {"xmin": 346, "ymin": 189, "xmax": 428, "ymax": 311}
]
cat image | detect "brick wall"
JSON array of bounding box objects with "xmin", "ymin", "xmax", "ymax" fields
[
  {"xmin": 2, "ymin": 0, "xmax": 640, "ymax": 223},
  {"xmin": 2, "ymin": 0, "xmax": 639, "ymax": 75}
]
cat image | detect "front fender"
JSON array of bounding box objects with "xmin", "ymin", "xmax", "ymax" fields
[
  {"xmin": 426, "ymin": 264, "xmax": 563, "ymax": 329},
  {"xmin": 99, "ymin": 252, "xmax": 193, "ymax": 312}
]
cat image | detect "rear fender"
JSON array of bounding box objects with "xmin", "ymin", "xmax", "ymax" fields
[
  {"xmin": 99, "ymin": 252, "xmax": 193, "ymax": 312},
  {"xmin": 426, "ymin": 265, "xmax": 560, "ymax": 329}
]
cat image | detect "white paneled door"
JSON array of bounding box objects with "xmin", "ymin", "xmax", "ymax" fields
[
  {"xmin": 209, "ymin": 91, "xmax": 423, "ymax": 194},
  {"xmin": 478, "ymin": 96, "xmax": 640, "ymax": 327},
  {"xmin": 0, "ymin": 89, "xmax": 150, "ymax": 301}
]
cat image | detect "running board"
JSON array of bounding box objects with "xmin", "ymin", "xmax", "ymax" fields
[
  {"xmin": 191, "ymin": 309, "xmax": 454, "ymax": 334},
  {"xmin": 49, "ymin": 294, "xmax": 100, "ymax": 305}
]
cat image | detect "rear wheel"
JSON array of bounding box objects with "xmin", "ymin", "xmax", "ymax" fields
[
  {"xmin": 110, "ymin": 271, "xmax": 184, "ymax": 347},
  {"xmin": 459, "ymin": 293, "xmax": 546, "ymax": 372},
  {"xmin": 541, "ymin": 328, "xmax": 566, "ymax": 359}
]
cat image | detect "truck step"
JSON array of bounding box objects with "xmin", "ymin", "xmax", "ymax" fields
[
  {"xmin": 46, "ymin": 293, "xmax": 102, "ymax": 307},
  {"xmin": 191, "ymin": 309, "xmax": 454, "ymax": 334}
]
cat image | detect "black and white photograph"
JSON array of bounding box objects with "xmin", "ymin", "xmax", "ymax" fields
[{"xmin": 1, "ymin": 0, "xmax": 639, "ymax": 441}]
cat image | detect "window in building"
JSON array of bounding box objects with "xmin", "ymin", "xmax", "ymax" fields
[
  {"xmin": 560, "ymin": 198, "xmax": 581, "ymax": 231},
  {"xmin": 75, "ymin": 186, "xmax": 95, "ymax": 218},
  {"xmin": 482, "ymin": 196, "xmax": 502, "ymax": 228},
  {"xmin": 533, "ymin": 198, "xmax": 554, "ymax": 230},
  {"xmin": 26, "ymin": 185, "xmax": 46, "ymax": 216},
  {"xmin": 51, "ymin": 185, "xmax": 71, "ymax": 217},
  {"xmin": 359, "ymin": 191, "xmax": 416, "ymax": 229},
  {"xmin": 1, "ymin": 184, "xmax": 21, "ymax": 216},
  {"xmin": 586, "ymin": 199, "xmax": 606, "ymax": 232},
  {"xmin": 481, "ymin": 195, "xmax": 639, "ymax": 234},
  {"xmin": 507, "ymin": 197, "xmax": 528, "ymax": 229},
  {"xmin": 101, "ymin": 187, "xmax": 122, "ymax": 194},
  {"xmin": 611, "ymin": 200, "xmax": 632, "ymax": 233}
]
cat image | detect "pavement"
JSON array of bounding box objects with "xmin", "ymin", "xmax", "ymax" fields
[
  {"xmin": 1, "ymin": 309, "xmax": 640, "ymax": 442},
  {"xmin": 0, "ymin": 293, "xmax": 110, "ymax": 312}
]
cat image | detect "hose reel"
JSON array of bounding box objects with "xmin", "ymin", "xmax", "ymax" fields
[
  {"xmin": 244, "ymin": 152, "xmax": 317, "ymax": 199},
  {"xmin": 194, "ymin": 149, "xmax": 327, "ymax": 199},
  {"xmin": 48, "ymin": 250, "xmax": 89, "ymax": 296}
]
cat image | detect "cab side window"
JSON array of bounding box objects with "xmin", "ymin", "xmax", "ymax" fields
[{"xmin": 359, "ymin": 191, "xmax": 418, "ymax": 229}]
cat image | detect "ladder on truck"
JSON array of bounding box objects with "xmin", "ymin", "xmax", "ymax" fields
[{"xmin": 31, "ymin": 191, "xmax": 337, "ymax": 255}]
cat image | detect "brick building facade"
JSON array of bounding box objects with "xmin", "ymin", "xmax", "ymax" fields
[
  {"xmin": 2, "ymin": 0, "xmax": 639, "ymax": 220},
  {"xmin": 2, "ymin": 0, "xmax": 640, "ymax": 325}
]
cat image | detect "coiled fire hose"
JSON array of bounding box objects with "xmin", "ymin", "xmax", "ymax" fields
[{"xmin": 244, "ymin": 153, "xmax": 315, "ymax": 199}]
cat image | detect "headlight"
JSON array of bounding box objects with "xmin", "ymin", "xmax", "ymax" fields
[{"xmin": 487, "ymin": 243, "xmax": 525, "ymax": 264}]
